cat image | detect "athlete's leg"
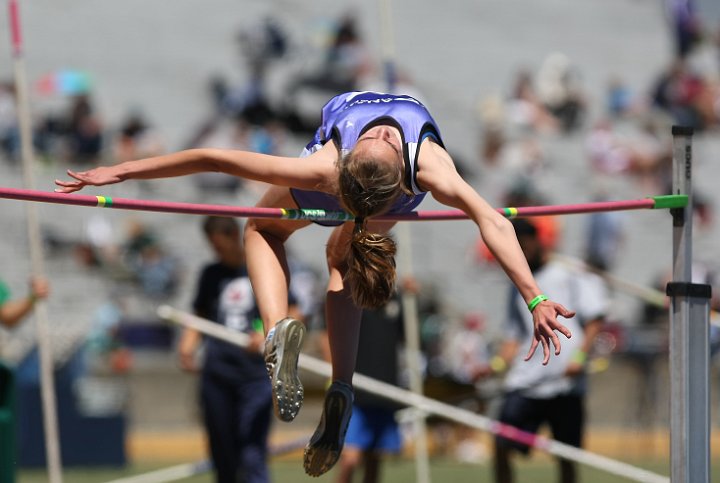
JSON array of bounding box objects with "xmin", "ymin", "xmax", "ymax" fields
[
  {"xmin": 244, "ymin": 185, "xmax": 310, "ymax": 330},
  {"xmin": 244, "ymin": 185, "xmax": 311, "ymax": 422},
  {"xmin": 304, "ymin": 220, "xmax": 396, "ymax": 476},
  {"xmin": 324, "ymin": 220, "xmax": 396, "ymax": 383},
  {"xmin": 324, "ymin": 222, "xmax": 363, "ymax": 383}
]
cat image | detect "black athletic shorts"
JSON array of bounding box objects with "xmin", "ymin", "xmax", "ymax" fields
[{"xmin": 495, "ymin": 391, "xmax": 584, "ymax": 455}]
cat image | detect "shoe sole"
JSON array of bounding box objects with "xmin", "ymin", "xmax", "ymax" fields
[
  {"xmin": 303, "ymin": 388, "xmax": 352, "ymax": 477},
  {"xmin": 271, "ymin": 318, "xmax": 305, "ymax": 422}
]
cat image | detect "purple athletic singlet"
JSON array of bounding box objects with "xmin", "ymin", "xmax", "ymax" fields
[{"xmin": 290, "ymin": 91, "xmax": 445, "ymax": 226}]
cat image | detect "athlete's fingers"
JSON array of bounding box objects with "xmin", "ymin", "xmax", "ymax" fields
[
  {"xmin": 554, "ymin": 303, "xmax": 576, "ymax": 320},
  {"xmin": 524, "ymin": 337, "xmax": 540, "ymax": 361},
  {"xmin": 540, "ymin": 333, "xmax": 551, "ymax": 365}
]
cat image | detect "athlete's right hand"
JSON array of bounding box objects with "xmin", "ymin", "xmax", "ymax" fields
[{"xmin": 55, "ymin": 167, "xmax": 124, "ymax": 193}]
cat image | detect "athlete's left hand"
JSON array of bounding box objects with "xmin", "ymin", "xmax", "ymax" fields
[
  {"xmin": 524, "ymin": 300, "xmax": 575, "ymax": 365},
  {"xmin": 54, "ymin": 167, "xmax": 124, "ymax": 193}
]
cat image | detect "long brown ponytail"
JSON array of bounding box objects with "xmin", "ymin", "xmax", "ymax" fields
[{"xmin": 338, "ymin": 148, "xmax": 406, "ymax": 309}]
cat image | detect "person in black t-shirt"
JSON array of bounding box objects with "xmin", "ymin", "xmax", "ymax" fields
[{"xmin": 178, "ymin": 216, "xmax": 295, "ymax": 483}]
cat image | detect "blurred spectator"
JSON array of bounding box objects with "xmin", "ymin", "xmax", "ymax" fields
[
  {"xmin": 75, "ymin": 214, "xmax": 119, "ymax": 269},
  {"xmin": 584, "ymin": 197, "xmax": 625, "ymax": 271},
  {"xmin": 485, "ymin": 219, "xmax": 606, "ymax": 483},
  {"xmin": 83, "ymin": 291, "xmax": 132, "ymax": 374},
  {"xmin": 536, "ymin": 53, "xmax": 587, "ymax": 132},
  {"xmin": 112, "ymin": 112, "xmax": 165, "ymax": 164},
  {"xmin": 665, "ymin": 0, "xmax": 702, "ymax": 59},
  {"xmin": 651, "ymin": 59, "xmax": 718, "ymax": 131},
  {"xmin": 606, "ymin": 76, "xmax": 636, "ymax": 118},
  {"xmin": 37, "ymin": 93, "xmax": 104, "ymax": 164},
  {"xmin": 65, "ymin": 94, "xmax": 104, "ymax": 165},
  {"xmin": 445, "ymin": 312, "xmax": 490, "ymax": 386},
  {"xmin": 178, "ymin": 216, "xmax": 291, "ymax": 483},
  {"xmin": 283, "ymin": 12, "xmax": 374, "ymax": 133},
  {"xmin": 224, "ymin": 17, "xmax": 289, "ymax": 123},
  {"xmin": 506, "ymin": 69, "xmax": 558, "ymax": 134},
  {"xmin": 122, "ymin": 220, "xmax": 180, "ymax": 298},
  {"xmin": 0, "ymin": 276, "xmax": 50, "ymax": 329},
  {"xmin": 0, "ymin": 81, "xmax": 19, "ymax": 162},
  {"xmin": 477, "ymin": 95, "xmax": 506, "ymax": 165},
  {"xmin": 585, "ymin": 118, "xmax": 671, "ymax": 191},
  {"xmin": 299, "ymin": 14, "xmax": 373, "ymax": 94},
  {"xmin": 476, "ymin": 94, "xmax": 545, "ymax": 206},
  {"xmin": 201, "ymin": 16, "xmax": 289, "ymax": 134},
  {"xmin": 129, "ymin": 243, "xmax": 179, "ymax": 298}
]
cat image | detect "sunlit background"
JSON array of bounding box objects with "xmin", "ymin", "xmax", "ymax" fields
[{"xmin": 1, "ymin": 0, "xmax": 720, "ymax": 481}]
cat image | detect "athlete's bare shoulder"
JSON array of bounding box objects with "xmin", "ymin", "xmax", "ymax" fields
[{"xmin": 415, "ymin": 138, "xmax": 458, "ymax": 191}]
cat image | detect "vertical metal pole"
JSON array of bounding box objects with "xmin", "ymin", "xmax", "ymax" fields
[
  {"xmin": 8, "ymin": 2, "xmax": 63, "ymax": 482},
  {"xmin": 669, "ymin": 125, "xmax": 710, "ymax": 483}
]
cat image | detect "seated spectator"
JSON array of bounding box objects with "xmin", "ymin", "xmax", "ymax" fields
[
  {"xmin": 586, "ymin": 117, "xmax": 671, "ymax": 190},
  {"xmin": 66, "ymin": 94, "xmax": 104, "ymax": 165},
  {"xmin": 0, "ymin": 81, "xmax": 19, "ymax": 162},
  {"xmin": 121, "ymin": 220, "xmax": 180, "ymax": 298},
  {"xmin": 112, "ymin": 112, "xmax": 165, "ymax": 164},
  {"xmin": 536, "ymin": 53, "xmax": 587, "ymax": 132},
  {"xmin": 506, "ymin": 69, "xmax": 558, "ymax": 134},
  {"xmin": 651, "ymin": 59, "xmax": 716, "ymax": 130}
]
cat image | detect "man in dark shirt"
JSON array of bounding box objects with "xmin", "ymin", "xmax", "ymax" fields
[{"xmin": 178, "ymin": 216, "xmax": 296, "ymax": 483}]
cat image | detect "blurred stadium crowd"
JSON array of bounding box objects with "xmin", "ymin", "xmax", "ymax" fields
[{"xmin": 1, "ymin": 0, "xmax": 720, "ymax": 477}]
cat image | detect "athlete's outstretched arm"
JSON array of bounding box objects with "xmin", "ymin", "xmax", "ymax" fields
[
  {"xmin": 417, "ymin": 141, "xmax": 574, "ymax": 364},
  {"xmin": 55, "ymin": 144, "xmax": 336, "ymax": 194}
]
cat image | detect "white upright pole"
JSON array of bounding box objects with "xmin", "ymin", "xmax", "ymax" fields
[
  {"xmin": 8, "ymin": 2, "xmax": 63, "ymax": 482},
  {"xmin": 668, "ymin": 126, "xmax": 710, "ymax": 483},
  {"xmin": 376, "ymin": 1, "xmax": 431, "ymax": 482}
]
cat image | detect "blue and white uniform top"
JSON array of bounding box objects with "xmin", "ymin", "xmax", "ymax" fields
[{"xmin": 290, "ymin": 91, "xmax": 445, "ymax": 226}]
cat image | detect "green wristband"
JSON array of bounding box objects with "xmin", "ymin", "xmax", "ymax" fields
[
  {"xmin": 252, "ymin": 318, "xmax": 264, "ymax": 334},
  {"xmin": 527, "ymin": 294, "xmax": 549, "ymax": 313}
]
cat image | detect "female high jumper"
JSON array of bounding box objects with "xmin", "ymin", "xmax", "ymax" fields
[{"xmin": 55, "ymin": 90, "xmax": 574, "ymax": 476}]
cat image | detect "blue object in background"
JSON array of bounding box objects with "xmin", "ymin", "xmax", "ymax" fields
[{"xmin": 15, "ymin": 348, "xmax": 126, "ymax": 468}]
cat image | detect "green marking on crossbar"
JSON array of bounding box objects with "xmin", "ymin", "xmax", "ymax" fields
[
  {"xmin": 652, "ymin": 195, "xmax": 688, "ymax": 210},
  {"xmin": 502, "ymin": 207, "xmax": 519, "ymax": 218},
  {"xmin": 96, "ymin": 195, "xmax": 113, "ymax": 207},
  {"xmin": 283, "ymin": 209, "xmax": 353, "ymax": 221}
]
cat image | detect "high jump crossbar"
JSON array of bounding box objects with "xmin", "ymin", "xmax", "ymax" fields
[
  {"xmin": 0, "ymin": 187, "xmax": 687, "ymax": 221},
  {"xmin": 157, "ymin": 305, "xmax": 669, "ymax": 483}
]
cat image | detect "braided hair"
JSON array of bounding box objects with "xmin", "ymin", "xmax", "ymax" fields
[{"xmin": 338, "ymin": 147, "xmax": 409, "ymax": 308}]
